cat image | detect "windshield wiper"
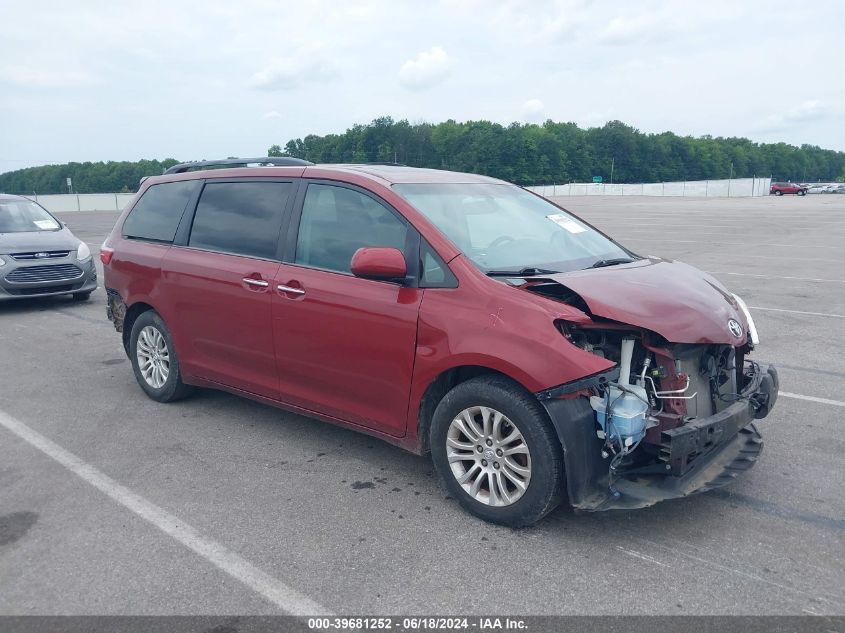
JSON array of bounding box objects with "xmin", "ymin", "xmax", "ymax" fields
[
  {"xmin": 485, "ymin": 267, "xmax": 559, "ymax": 277},
  {"xmin": 590, "ymin": 257, "xmax": 637, "ymax": 269}
]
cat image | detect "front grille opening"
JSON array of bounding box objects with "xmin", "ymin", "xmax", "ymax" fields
[
  {"xmin": 6, "ymin": 284, "xmax": 76, "ymax": 296},
  {"xmin": 5, "ymin": 264, "xmax": 83, "ymax": 284}
]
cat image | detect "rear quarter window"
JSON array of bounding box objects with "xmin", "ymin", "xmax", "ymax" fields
[{"xmin": 123, "ymin": 180, "xmax": 198, "ymax": 242}]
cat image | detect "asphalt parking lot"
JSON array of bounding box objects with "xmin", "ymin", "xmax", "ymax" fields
[{"xmin": 1, "ymin": 194, "xmax": 843, "ymax": 616}]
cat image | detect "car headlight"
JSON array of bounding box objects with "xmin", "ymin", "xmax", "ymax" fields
[
  {"xmin": 732, "ymin": 293, "xmax": 759, "ymax": 345},
  {"xmin": 77, "ymin": 242, "xmax": 92, "ymax": 262}
]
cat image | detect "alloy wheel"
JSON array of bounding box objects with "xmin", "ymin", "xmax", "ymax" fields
[
  {"xmin": 136, "ymin": 325, "xmax": 170, "ymax": 389},
  {"xmin": 446, "ymin": 406, "xmax": 532, "ymax": 507}
]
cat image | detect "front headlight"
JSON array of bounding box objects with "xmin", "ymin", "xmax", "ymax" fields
[
  {"xmin": 732, "ymin": 293, "xmax": 759, "ymax": 345},
  {"xmin": 77, "ymin": 242, "xmax": 92, "ymax": 262}
]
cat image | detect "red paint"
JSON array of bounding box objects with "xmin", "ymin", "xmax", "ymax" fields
[
  {"xmin": 543, "ymin": 258, "xmax": 748, "ymax": 345},
  {"xmin": 350, "ymin": 247, "xmax": 407, "ymax": 280},
  {"xmin": 103, "ymin": 164, "xmax": 752, "ymax": 454}
]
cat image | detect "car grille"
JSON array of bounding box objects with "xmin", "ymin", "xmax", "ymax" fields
[
  {"xmin": 5, "ymin": 264, "xmax": 83, "ymax": 283},
  {"xmin": 6, "ymin": 284, "xmax": 75, "ymax": 296},
  {"xmin": 9, "ymin": 251, "xmax": 71, "ymax": 260}
]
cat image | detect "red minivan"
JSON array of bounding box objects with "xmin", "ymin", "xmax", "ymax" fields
[{"xmin": 103, "ymin": 158, "xmax": 778, "ymax": 526}]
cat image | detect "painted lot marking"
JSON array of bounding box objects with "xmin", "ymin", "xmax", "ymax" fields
[
  {"xmin": 707, "ymin": 272, "xmax": 845, "ymax": 284},
  {"xmin": 779, "ymin": 392, "xmax": 845, "ymax": 408},
  {"xmin": 749, "ymin": 306, "xmax": 845, "ymax": 319},
  {"xmin": 0, "ymin": 409, "xmax": 331, "ymax": 616},
  {"xmin": 614, "ymin": 545, "xmax": 667, "ymax": 567}
]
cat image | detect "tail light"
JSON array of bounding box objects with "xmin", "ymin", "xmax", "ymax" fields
[{"xmin": 100, "ymin": 245, "xmax": 114, "ymax": 265}]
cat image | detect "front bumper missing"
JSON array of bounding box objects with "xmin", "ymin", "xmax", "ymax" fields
[{"xmin": 539, "ymin": 362, "xmax": 778, "ymax": 511}]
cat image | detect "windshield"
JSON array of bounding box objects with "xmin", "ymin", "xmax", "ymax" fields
[
  {"xmin": 393, "ymin": 183, "xmax": 633, "ymax": 273},
  {"xmin": 0, "ymin": 199, "xmax": 61, "ymax": 233}
]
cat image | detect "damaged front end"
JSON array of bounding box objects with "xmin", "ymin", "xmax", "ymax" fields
[{"xmin": 527, "ymin": 272, "xmax": 778, "ymax": 511}]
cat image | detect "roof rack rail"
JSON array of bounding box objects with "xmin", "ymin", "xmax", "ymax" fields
[{"xmin": 163, "ymin": 157, "xmax": 313, "ymax": 175}]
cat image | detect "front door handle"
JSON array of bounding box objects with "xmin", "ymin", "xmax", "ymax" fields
[
  {"xmin": 243, "ymin": 278, "xmax": 269, "ymax": 288},
  {"xmin": 277, "ymin": 283, "xmax": 305, "ymax": 296}
]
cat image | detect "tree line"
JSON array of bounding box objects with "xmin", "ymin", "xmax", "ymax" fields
[
  {"xmin": 2, "ymin": 118, "xmax": 843, "ymax": 194},
  {"xmin": 0, "ymin": 159, "xmax": 179, "ymax": 195},
  {"xmin": 270, "ymin": 117, "xmax": 845, "ymax": 185}
]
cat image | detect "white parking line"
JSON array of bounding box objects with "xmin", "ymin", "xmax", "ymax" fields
[
  {"xmin": 707, "ymin": 272, "xmax": 845, "ymax": 284},
  {"xmin": 779, "ymin": 392, "xmax": 845, "ymax": 408},
  {"xmin": 0, "ymin": 409, "xmax": 331, "ymax": 616},
  {"xmin": 749, "ymin": 306, "xmax": 845, "ymax": 319}
]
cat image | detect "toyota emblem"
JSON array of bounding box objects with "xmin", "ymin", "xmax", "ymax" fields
[{"xmin": 728, "ymin": 319, "xmax": 743, "ymax": 338}]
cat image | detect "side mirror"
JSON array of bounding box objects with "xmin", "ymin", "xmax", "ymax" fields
[{"xmin": 351, "ymin": 247, "xmax": 407, "ymax": 281}]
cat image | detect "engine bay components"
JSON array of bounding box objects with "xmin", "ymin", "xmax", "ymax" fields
[{"xmin": 589, "ymin": 338, "xmax": 649, "ymax": 447}]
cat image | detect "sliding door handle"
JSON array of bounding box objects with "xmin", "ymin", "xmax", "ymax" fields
[{"xmin": 277, "ymin": 283, "xmax": 305, "ymax": 296}]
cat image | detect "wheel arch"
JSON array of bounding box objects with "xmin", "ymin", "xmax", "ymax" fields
[
  {"xmin": 122, "ymin": 301, "xmax": 156, "ymax": 355},
  {"xmin": 416, "ymin": 364, "xmax": 540, "ymax": 455}
]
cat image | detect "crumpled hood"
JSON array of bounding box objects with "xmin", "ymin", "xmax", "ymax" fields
[
  {"xmin": 0, "ymin": 228, "xmax": 80, "ymax": 254},
  {"xmin": 545, "ymin": 257, "xmax": 746, "ymax": 345}
]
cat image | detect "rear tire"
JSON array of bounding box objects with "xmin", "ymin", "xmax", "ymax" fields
[
  {"xmin": 774, "ymin": 190, "xmax": 783, "ymax": 196},
  {"xmin": 430, "ymin": 375, "xmax": 564, "ymax": 527},
  {"xmin": 129, "ymin": 310, "xmax": 193, "ymax": 403}
]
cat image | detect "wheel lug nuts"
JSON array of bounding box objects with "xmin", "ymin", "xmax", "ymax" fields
[
  {"xmin": 486, "ymin": 439, "xmax": 493, "ymax": 446},
  {"xmin": 481, "ymin": 459, "xmax": 488, "ymax": 466},
  {"xmin": 496, "ymin": 449, "xmax": 503, "ymax": 457},
  {"xmin": 494, "ymin": 462, "xmax": 500, "ymax": 469},
  {"xmin": 476, "ymin": 445, "xmax": 483, "ymax": 452}
]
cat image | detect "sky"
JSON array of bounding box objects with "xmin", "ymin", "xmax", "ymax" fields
[{"xmin": 1, "ymin": 0, "xmax": 843, "ymax": 173}]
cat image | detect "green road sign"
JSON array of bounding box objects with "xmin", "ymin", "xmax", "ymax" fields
[{"xmin": 592, "ymin": 176, "xmax": 602, "ymax": 183}]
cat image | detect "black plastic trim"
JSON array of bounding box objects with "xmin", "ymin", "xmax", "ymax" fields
[
  {"xmin": 163, "ymin": 157, "xmax": 312, "ymax": 174},
  {"xmin": 535, "ymin": 366, "xmax": 620, "ymax": 400}
]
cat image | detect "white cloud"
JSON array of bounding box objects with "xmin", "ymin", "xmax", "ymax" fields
[
  {"xmin": 248, "ymin": 45, "xmax": 335, "ymax": 91},
  {"xmin": 522, "ymin": 99, "xmax": 545, "ymax": 122},
  {"xmin": 597, "ymin": 15, "xmax": 658, "ymax": 44},
  {"xmin": 262, "ymin": 110, "xmax": 282, "ymax": 119},
  {"xmin": 0, "ymin": 65, "xmax": 97, "ymax": 88},
  {"xmin": 398, "ymin": 46, "xmax": 451, "ymax": 91},
  {"xmin": 760, "ymin": 100, "xmax": 829, "ymax": 131}
]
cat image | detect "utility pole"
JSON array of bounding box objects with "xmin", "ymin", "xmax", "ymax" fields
[
  {"xmin": 610, "ymin": 158, "xmax": 615, "ymax": 185},
  {"xmin": 728, "ymin": 161, "xmax": 733, "ymax": 197}
]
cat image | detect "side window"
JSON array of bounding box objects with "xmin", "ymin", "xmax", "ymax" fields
[
  {"xmin": 188, "ymin": 181, "xmax": 291, "ymax": 259},
  {"xmin": 420, "ymin": 240, "xmax": 458, "ymax": 288},
  {"xmin": 295, "ymin": 184, "xmax": 408, "ymax": 273},
  {"xmin": 123, "ymin": 180, "xmax": 198, "ymax": 242}
]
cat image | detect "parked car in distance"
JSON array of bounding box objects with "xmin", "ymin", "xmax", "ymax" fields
[
  {"xmin": 770, "ymin": 182, "xmax": 807, "ymax": 196},
  {"xmin": 821, "ymin": 184, "xmax": 845, "ymax": 194},
  {"xmin": 806, "ymin": 183, "xmax": 831, "ymax": 194},
  {"xmin": 0, "ymin": 194, "xmax": 97, "ymax": 302},
  {"xmin": 102, "ymin": 159, "xmax": 778, "ymax": 526}
]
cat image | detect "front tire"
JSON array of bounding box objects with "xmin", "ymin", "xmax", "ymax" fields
[
  {"xmin": 72, "ymin": 291, "xmax": 92, "ymax": 301},
  {"xmin": 798, "ymin": 190, "xmax": 806, "ymax": 196},
  {"xmin": 430, "ymin": 375, "xmax": 564, "ymax": 527},
  {"xmin": 129, "ymin": 310, "xmax": 193, "ymax": 403}
]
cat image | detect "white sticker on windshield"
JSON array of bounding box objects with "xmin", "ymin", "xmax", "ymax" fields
[
  {"xmin": 547, "ymin": 214, "xmax": 586, "ymax": 234},
  {"xmin": 34, "ymin": 219, "xmax": 59, "ymax": 230}
]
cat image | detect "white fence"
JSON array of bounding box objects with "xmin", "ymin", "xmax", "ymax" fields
[
  {"xmin": 25, "ymin": 193, "xmax": 135, "ymax": 213},
  {"xmin": 527, "ymin": 177, "xmax": 772, "ymax": 198},
  {"xmin": 22, "ymin": 177, "xmax": 772, "ymax": 212}
]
